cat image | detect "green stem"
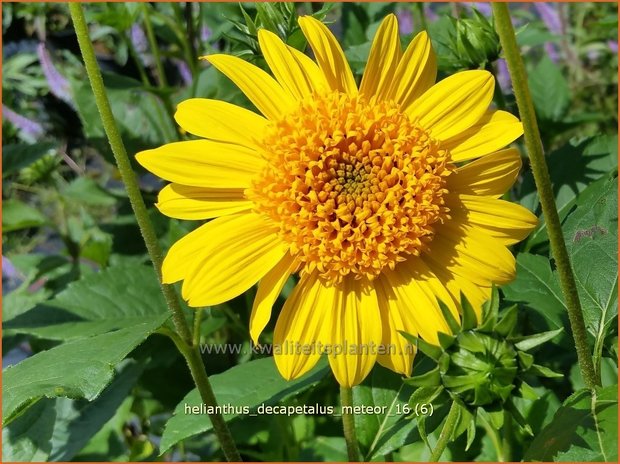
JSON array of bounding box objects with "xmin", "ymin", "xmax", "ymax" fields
[
  {"xmin": 487, "ymin": 61, "xmax": 507, "ymax": 111},
  {"xmin": 124, "ymin": 30, "xmax": 150, "ymax": 86},
  {"xmin": 141, "ymin": 3, "xmax": 168, "ymax": 88},
  {"xmin": 69, "ymin": 4, "xmax": 241, "ymax": 461},
  {"xmin": 429, "ymin": 400, "xmax": 459, "ymax": 462},
  {"xmin": 479, "ymin": 413, "xmax": 504, "ymax": 462},
  {"xmin": 492, "ymin": 3, "xmax": 599, "ymax": 390},
  {"xmin": 340, "ymin": 386, "xmax": 361, "ymax": 462}
]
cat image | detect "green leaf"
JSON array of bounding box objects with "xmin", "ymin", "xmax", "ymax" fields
[
  {"xmin": 528, "ymin": 56, "xmax": 569, "ymax": 121},
  {"xmin": 562, "ymin": 176, "xmax": 618, "ymax": 349},
  {"xmin": 438, "ymin": 299, "xmax": 461, "ymax": 335},
  {"xmin": 61, "ymin": 177, "xmax": 117, "ymax": 207},
  {"xmin": 529, "ymin": 364, "xmax": 564, "ymax": 378},
  {"xmin": 525, "ymin": 386, "xmax": 618, "ymax": 461},
  {"xmin": 70, "ymin": 72, "xmax": 176, "ymax": 163},
  {"xmin": 2, "ymin": 142, "xmax": 56, "ymax": 178},
  {"xmin": 398, "ymin": 331, "xmax": 443, "ymax": 361},
  {"xmin": 159, "ymin": 357, "xmax": 329, "ymax": 454},
  {"xmin": 460, "ymin": 293, "xmax": 478, "ymax": 331},
  {"xmin": 4, "ymin": 264, "xmax": 170, "ymax": 340},
  {"xmin": 405, "ymin": 367, "xmax": 441, "ymax": 388},
  {"xmin": 2, "ymin": 361, "xmax": 141, "ymax": 462},
  {"xmin": 511, "ymin": 328, "xmax": 564, "ymax": 351},
  {"xmin": 3, "ymin": 325, "xmax": 160, "ymax": 425},
  {"xmin": 2, "ymin": 199, "xmax": 47, "ymax": 232},
  {"xmin": 493, "ymin": 305, "xmax": 518, "ymax": 337},
  {"xmin": 522, "ymin": 136, "xmax": 618, "ymax": 247},
  {"xmin": 353, "ymin": 366, "xmax": 416, "ymax": 460},
  {"xmin": 503, "ymin": 253, "xmax": 567, "ymax": 330}
]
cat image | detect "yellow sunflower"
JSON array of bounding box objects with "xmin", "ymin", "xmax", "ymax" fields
[{"xmin": 136, "ymin": 14, "xmax": 537, "ymax": 387}]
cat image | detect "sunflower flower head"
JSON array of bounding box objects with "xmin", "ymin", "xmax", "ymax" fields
[{"xmin": 136, "ymin": 14, "xmax": 538, "ymax": 387}]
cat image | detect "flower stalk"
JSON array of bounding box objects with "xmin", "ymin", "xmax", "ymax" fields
[
  {"xmin": 491, "ymin": 3, "xmax": 598, "ymax": 389},
  {"xmin": 340, "ymin": 386, "xmax": 361, "ymax": 462},
  {"xmin": 69, "ymin": 4, "xmax": 241, "ymax": 461}
]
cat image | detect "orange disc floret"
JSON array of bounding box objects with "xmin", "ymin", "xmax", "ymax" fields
[{"xmin": 247, "ymin": 91, "xmax": 455, "ymax": 283}]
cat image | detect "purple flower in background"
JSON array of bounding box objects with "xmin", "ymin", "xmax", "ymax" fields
[
  {"xmin": 424, "ymin": 4, "xmax": 439, "ymax": 22},
  {"xmin": 608, "ymin": 40, "xmax": 618, "ymax": 54},
  {"xmin": 545, "ymin": 42, "xmax": 560, "ymax": 63},
  {"xmin": 397, "ymin": 8, "xmax": 414, "ymax": 35},
  {"xmin": 2, "ymin": 255, "xmax": 20, "ymax": 281},
  {"xmin": 174, "ymin": 59, "xmax": 193, "ymax": 86},
  {"xmin": 535, "ymin": 3, "xmax": 563, "ymax": 35},
  {"xmin": 461, "ymin": 2, "xmax": 492, "ymax": 17},
  {"xmin": 495, "ymin": 59, "xmax": 512, "ymax": 94},
  {"xmin": 2, "ymin": 105, "xmax": 44, "ymax": 141},
  {"xmin": 130, "ymin": 24, "xmax": 153, "ymax": 66},
  {"xmin": 200, "ymin": 25, "xmax": 212, "ymax": 42},
  {"xmin": 37, "ymin": 43, "xmax": 72, "ymax": 106}
]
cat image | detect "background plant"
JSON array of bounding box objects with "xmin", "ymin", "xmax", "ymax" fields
[{"xmin": 2, "ymin": 2, "xmax": 617, "ymax": 462}]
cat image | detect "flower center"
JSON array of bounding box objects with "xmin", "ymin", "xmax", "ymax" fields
[{"xmin": 248, "ymin": 91, "xmax": 455, "ymax": 283}]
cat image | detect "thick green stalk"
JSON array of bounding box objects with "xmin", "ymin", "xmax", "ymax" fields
[
  {"xmin": 340, "ymin": 386, "xmax": 361, "ymax": 462},
  {"xmin": 69, "ymin": 4, "xmax": 241, "ymax": 461},
  {"xmin": 429, "ymin": 400, "xmax": 459, "ymax": 462},
  {"xmin": 491, "ymin": 3, "xmax": 598, "ymax": 389}
]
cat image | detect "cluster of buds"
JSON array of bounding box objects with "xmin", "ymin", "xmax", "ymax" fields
[
  {"xmin": 402, "ymin": 291, "xmax": 562, "ymax": 449},
  {"xmin": 441, "ymin": 8, "xmax": 502, "ymax": 70}
]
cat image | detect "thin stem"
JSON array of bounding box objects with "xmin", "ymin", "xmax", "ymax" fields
[
  {"xmin": 69, "ymin": 5, "xmax": 241, "ymax": 461},
  {"xmin": 124, "ymin": 30, "xmax": 150, "ymax": 86},
  {"xmin": 479, "ymin": 413, "xmax": 504, "ymax": 462},
  {"xmin": 492, "ymin": 2, "xmax": 599, "ymax": 390},
  {"xmin": 487, "ymin": 61, "xmax": 507, "ymax": 111},
  {"xmin": 340, "ymin": 386, "xmax": 361, "ymax": 462},
  {"xmin": 141, "ymin": 3, "xmax": 168, "ymax": 88},
  {"xmin": 429, "ymin": 400, "xmax": 459, "ymax": 462}
]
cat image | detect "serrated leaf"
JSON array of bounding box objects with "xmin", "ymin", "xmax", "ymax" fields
[
  {"xmin": 159, "ymin": 357, "xmax": 329, "ymax": 454},
  {"xmin": 2, "ymin": 325, "xmax": 159, "ymax": 425},
  {"xmin": 525, "ymin": 386, "xmax": 618, "ymax": 461},
  {"xmin": 4, "ymin": 264, "xmax": 170, "ymax": 340},
  {"xmin": 503, "ymin": 253, "xmax": 567, "ymax": 330},
  {"xmin": 511, "ymin": 328, "xmax": 564, "ymax": 351},
  {"xmin": 528, "ymin": 56, "xmax": 569, "ymax": 121}
]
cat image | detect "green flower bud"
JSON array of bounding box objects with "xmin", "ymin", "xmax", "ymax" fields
[{"xmin": 455, "ymin": 11, "xmax": 501, "ymax": 67}]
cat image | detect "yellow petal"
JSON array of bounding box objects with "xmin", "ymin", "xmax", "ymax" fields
[
  {"xmin": 447, "ymin": 148, "xmax": 522, "ymax": 197},
  {"xmin": 203, "ymin": 54, "xmax": 295, "ymax": 120},
  {"xmin": 174, "ymin": 99, "xmax": 267, "ymax": 149},
  {"xmin": 288, "ymin": 45, "xmax": 329, "ymax": 92},
  {"xmin": 162, "ymin": 222, "xmax": 212, "ymax": 284},
  {"xmin": 426, "ymin": 222, "xmax": 516, "ymax": 286},
  {"xmin": 298, "ymin": 16, "xmax": 357, "ymax": 95},
  {"xmin": 327, "ymin": 278, "xmax": 382, "ymax": 387},
  {"xmin": 359, "ymin": 14, "xmax": 401, "ymax": 99},
  {"xmin": 424, "ymin": 262, "xmax": 490, "ymax": 322},
  {"xmin": 408, "ymin": 70, "xmax": 494, "ymax": 140},
  {"xmin": 181, "ymin": 213, "xmax": 287, "ymax": 306},
  {"xmin": 383, "ymin": 260, "xmax": 453, "ymax": 345},
  {"xmin": 274, "ymin": 273, "xmax": 336, "ymax": 380},
  {"xmin": 136, "ymin": 140, "xmax": 264, "ymax": 189},
  {"xmin": 389, "ymin": 31, "xmax": 437, "ymax": 109},
  {"xmin": 250, "ymin": 253, "xmax": 297, "ymax": 344},
  {"xmin": 258, "ymin": 29, "xmax": 326, "ymax": 98},
  {"xmin": 443, "ymin": 110, "xmax": 523, "ymax": 162},
  {"xmin": 375, "ymin": 276, "xmax": 417, "ymax": 376},
  {"xmin": 156, "ymin": 184, "xmax": 251, "ymax": 220},
  {"xmin": 449, "ymin": 194, "xmax": 538, "ymax": 245}
]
